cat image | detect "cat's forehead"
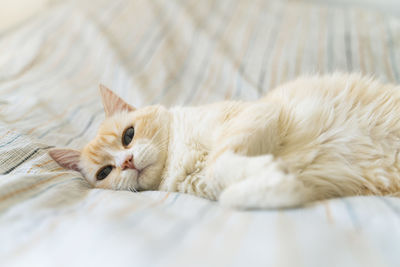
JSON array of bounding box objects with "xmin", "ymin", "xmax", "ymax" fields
[
  {"xmin": 98, "ymin": 106, "xmax": 161, "ymax": 128},
  {"xmin": 82, "ymin": 135, "xmax": 116, "ymax": 166},
  {"xmin": 100, "ymin": 112, "xmax": 135, "ymax": 132}
]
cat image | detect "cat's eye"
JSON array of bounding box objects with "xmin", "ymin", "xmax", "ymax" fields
[
  {"xmin": 122, "ymin": 126, "xmax": 135, "ymax": 147},
  {"xmin": 96, "ymin": 165, "xmax": 113, "ymax": 180}
]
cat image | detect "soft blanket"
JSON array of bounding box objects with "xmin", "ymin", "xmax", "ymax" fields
[{"xmin": 0, "ymin": 0, "xmax": 399, "ymax": 266}]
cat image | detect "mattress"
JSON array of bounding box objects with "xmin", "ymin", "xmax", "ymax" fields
[{"xmin": 0, "ymin": 0, "xmax": 399, "ymax": 266}]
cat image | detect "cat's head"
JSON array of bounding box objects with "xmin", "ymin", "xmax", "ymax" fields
[{"xmin": 49, "ymin": 85, "xmax": 170, "ymax": 191}]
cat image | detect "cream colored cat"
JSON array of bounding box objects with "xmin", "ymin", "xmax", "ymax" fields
[{"xmin": 50, "ymin": 73, "xmax": 400, "ymax": 209}]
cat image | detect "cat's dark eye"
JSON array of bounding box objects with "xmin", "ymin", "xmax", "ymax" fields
[
  {"xmin": 122, "ymin": 126, "xmax": 135, "ymax": 147},
  {"xmin": 96, "ymin": 165, "xmax": 113, "ymax": 181}
]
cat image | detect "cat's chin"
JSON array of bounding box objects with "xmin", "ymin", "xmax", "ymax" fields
[
  {"xmin": 129, "ymin": 164, "xmax": 154, "ymax": 191},
  {"xmin": 135, "ymin": 167, "xmax": 146, "ymax": 189},
  {"xmin": 139, "ymin": 163, "xmax": 165, "ymax": 191}
]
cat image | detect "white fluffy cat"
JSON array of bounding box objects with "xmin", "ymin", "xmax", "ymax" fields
[{"xmin": 50, "ymin": 73, "xmax": 400, "ymax": 209}]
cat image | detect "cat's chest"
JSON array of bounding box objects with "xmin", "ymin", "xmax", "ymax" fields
[{"xmin": 159, "ymin": 140, "xmax": 209, "ymax": 192}]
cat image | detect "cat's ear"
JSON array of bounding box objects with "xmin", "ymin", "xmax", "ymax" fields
[
  {"xmin": 49, "ymin": 149, "xmax": 81, "ymax": 172},
  {"xmin": 99, "ymin": 84, "xmax": 135, "ymax": 117}
]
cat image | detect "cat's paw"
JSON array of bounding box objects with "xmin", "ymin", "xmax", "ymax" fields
[{"xmin": 218, "ymin": 173, "xmax": 311, "ymax": 209}]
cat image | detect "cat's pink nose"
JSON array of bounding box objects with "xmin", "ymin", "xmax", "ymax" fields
[{"xmin": 121, "ymin": 155, "xmax": 136, "ymax": 170}]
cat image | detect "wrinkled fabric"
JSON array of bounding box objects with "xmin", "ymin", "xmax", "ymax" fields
[{"xmin": 0, "ymin": 1, "xmax": 399, "ymax": 266}]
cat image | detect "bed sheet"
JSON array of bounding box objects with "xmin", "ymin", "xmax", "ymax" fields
[{"xmin": 0, "ymin": 0, "xmax": 399, "ymax": 266}]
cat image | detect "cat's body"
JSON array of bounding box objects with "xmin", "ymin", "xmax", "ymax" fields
[{"xmin": 50, "ymin": 74, "xmax": 400, "ymax": 209}]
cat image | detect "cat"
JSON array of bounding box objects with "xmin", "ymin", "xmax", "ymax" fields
[{"xmin": 49, "ymin": 73, "xmax": 400, "ymax": 209}]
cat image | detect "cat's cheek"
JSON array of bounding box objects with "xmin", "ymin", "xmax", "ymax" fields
[
  {"xmin": 79, "ymin": 169, "xmax": 98, "ymax": 187},
  {"xmin": 94, "ymin": 169, "xmax": 124, "ymax": 190},
  {"xmin": 138, "ymin": 164, "xmax": 163, "ymax": 190},
  {"xmin": 95, "ymin": 177, "xmax": 114, "ymax": 189}
]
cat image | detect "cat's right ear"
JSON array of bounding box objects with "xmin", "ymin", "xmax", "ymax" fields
[
  {"xmin": 49, "ymin": 149, "xmax": 81, "ymax": 172},
  {"xmin": 99, "ymin": 84, "xmax": 135, "ymax": 117}
]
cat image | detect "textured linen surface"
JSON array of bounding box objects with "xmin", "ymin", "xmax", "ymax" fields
[{"xmin": 0, "ymin": 0, "xmax": 400, "ymax": 266}]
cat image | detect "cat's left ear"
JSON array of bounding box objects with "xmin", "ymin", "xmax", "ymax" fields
[
  {"xmin": 99, "ymin": 84, "xmax": 135, "ymax": 117},
  {"xmin": 49, "ymin": 149, "xmax": 81, "ymax": 172}
]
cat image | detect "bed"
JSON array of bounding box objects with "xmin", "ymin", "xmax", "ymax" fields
[{"xmin": 0, "ymin": 0, "xmax": 399, "ymax": 266}]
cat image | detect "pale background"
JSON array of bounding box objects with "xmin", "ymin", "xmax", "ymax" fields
[
  {"xmin": 0, "ymin": 0, "xmax": 50, "ymax": 32},
  {"xmin": 1, "ymin": 0, "xmax": 400, "ymax": 33}
]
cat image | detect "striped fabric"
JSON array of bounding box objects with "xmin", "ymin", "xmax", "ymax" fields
[{"xmin": 0, "ymin": 0, "xmax": 400, "ymax": 266}]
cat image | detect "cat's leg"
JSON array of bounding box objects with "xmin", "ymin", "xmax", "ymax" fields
[{"xmin": 209, "ymin": 151, "xmax": 314, "ymax": 209}]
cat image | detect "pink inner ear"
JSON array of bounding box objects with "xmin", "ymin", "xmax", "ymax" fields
[
  {"xmin": 49, "ymin": 149, "xmax": 81, "ymax": 172},
  {"xmin": 99, "ymin": 84, "xmax": 135, "ymax": 117}
]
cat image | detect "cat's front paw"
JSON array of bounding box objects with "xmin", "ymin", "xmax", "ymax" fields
[
  {"xmin": 219, "ymin": 184, "xmax": 260, "ymax": 209},
  {"xmin": 218, "ymin": 174, "xmax": 310, "ymax": 209}
]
